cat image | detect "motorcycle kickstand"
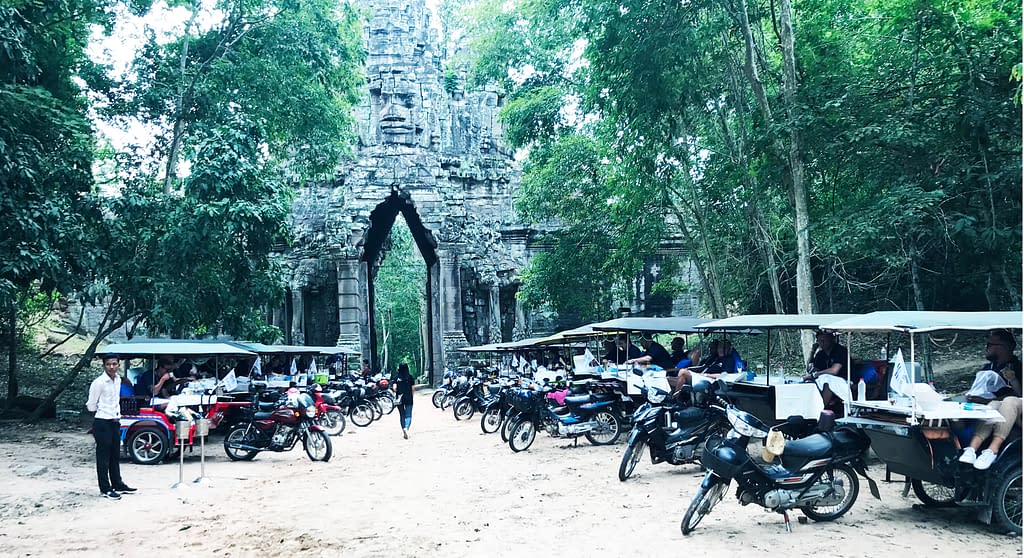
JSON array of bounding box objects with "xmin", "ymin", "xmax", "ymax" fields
[{"xmin": 782, "ymin": 511, "xmax": 792, "ymax": 533}]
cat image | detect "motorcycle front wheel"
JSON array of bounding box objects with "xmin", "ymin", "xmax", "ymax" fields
[
  {"xmin": 349, "ymin": 402, "xmax": 375, "ymax": 427},
  {"xmin": 501, "ymin": 411, "xmax": 519, "ymax": 442},
  {"xmin": 681, "ymin": 474, "xmax": 728, "ymax": 535},
  {"xmin": 585, "ymin": 410, "xmax": 622, "ymax": 445},
  {"xmin": 377, "ymin": 394, "xmax": 396, "ymax": 416},
  {"xmin": 800, "ymin": 463, "xmax": 859, "ymax": 521},
  {"xmin": 224, "ymin": 425, "xmax": 259, "ymax": 461},
  {"xmin": 509, "ymin": 418, "xmax": 536, "ymax": 452},
  {"xmin": 480, "ymin": 406, "xmax": 502, "ymax": 434},
  {"xmin": 304, "ymin": 429, "xmax": 333, "ymax": 462},
  {"xmin": 431, "ymin": 390, "xmax": 446, "ymax": 408},
  {"xmin": 453, "ymin": 397, "xmax": 474, "ymax": 421},
  {"xmin": 320, "ymin": 410, "xmax": 346, "ymax": 436},
  {"xmin": 618, "ymin": 435, "xmax": 646, "ymax": 481}
]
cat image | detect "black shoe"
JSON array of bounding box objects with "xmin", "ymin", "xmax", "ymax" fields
[
  {"xmin": 113, "ymin": 485, "xmax": 137, "ymax": 493},
  {"xmin": 101, "ymin": 490, "xmax": 121, "ymax": 500}
]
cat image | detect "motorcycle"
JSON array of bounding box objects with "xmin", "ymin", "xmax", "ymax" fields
[
  {"xmin": 680, "ymin": 403, "xmax": 878, "ymax": 535},
  {"xmin": 224, "ymin": 386, "xmax": 333, "ymax": 462},
  {"xmin": 308, "ymin": 384, "xmax": 346, "ymax": 436},
  {"xmin": 619, "ymin": 373, "xmax": 729, "ymax": 481},
  {"xmin": 506, "ymin": 385, "xmax": 623, "ymax": 452}
]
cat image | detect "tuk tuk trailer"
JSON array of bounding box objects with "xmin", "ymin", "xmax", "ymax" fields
[
  {"xmin": 103, "ymin": 341, "xmax": 258, "ymax": 465},
  {"xmin": 828, "ymin": 311, "xmax": 1022, "ymax": 535}
]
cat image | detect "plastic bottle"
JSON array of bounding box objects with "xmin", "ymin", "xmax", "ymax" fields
[
  {"xmin": 857, "ymin": 378, "xmax": 867, "ymax": 401},
  {"xmin": 963, "ymin": 402, "xmax": 975, "ymax": 411},
  {"xmin": 880, "ymin": 345, "xmax": 888, "ymax": 361}
]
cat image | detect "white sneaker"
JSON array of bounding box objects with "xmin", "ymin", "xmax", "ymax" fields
[
  {"xmin": 402, "ymin": 428, "xmax": 409, "ymax": 439},
  {"xmin": 958, "ymin": 447, "xmax": 977, "ymax": 464},
  {"xmin": 974, "ymin": 449, "xmax": 997, "ymax": 470}
]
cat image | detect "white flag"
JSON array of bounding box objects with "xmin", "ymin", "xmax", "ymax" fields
[
  {"xmin": 891, "ymin": 348, "xmax": 913, "ymax": 397},
  {"xmin": 250, "ymin": 357, "xmax": 262, "ymax": 378},
  {"xmin": 308, "ymin": 359, "xmax": 318, "ymax": 376},
  {"xmin": 290, "ymin": 357, "xmax": 298, "ymax": 375},
  {"xmin": 220, "ymin": 370, "xmax": 238, "ymax": 392}
]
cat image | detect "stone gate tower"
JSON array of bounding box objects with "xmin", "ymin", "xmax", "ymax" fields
[{"xmin": 278, "ymin": 0, "xmax": 533, "ymax": 381}]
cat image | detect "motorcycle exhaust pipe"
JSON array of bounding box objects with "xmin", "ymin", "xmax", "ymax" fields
[{"xmin": 227, "ymin": 443, "xmax": 262, "ymax": 452}]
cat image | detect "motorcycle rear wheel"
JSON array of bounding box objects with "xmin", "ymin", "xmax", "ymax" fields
[
  {"xmin": 349, "ymin": 402, "xmax": 375, "ymax": 427},
  {"xmin": 431, "ymin": 390, "xmax": 446, "ymax": 408},
  {"xmin": 585, "ymin": 410, "xmax": 622, "ymax": 445},
  {"xmin": 320, "ymin": 410, "xmax": 346, "ymax": 436},
  {"xmin": 509, "ymin": 419, "xmax": 536, "ymax": 452},
  {"xmin": 681, "ymin": 476, "xmax": 727, "ymax": 535},
  {"xmin": 618, "ymin": 436, "xmax": 646, "ymax": 481},
  {"xmin": 453, "ymin": 397, "xmax": 474, "ymax": 421},
  {"xmin": 304, "ymin": 430, "xmax": 333, "ymax": 462},
  {"xmin": 440, "ymin": 393, "xmax": 456, "ymax": 410},
  {"xmin": 480, "ymin": 406, "xmax": 502, "ymax": 434},
  {"xmin": 993, "ymin": 465, "xmax": 1022, "ymax": 536},
  {"xmin": 224, "ymin": 425, "xmax": 259, "ymax": 461},
  {"xmin": 368, "ymin": 399, "xmax": 383, "ymax": 420},
  {"xmin": 800, "ymin": 463, "xmax": 859, "ymax": 521}
]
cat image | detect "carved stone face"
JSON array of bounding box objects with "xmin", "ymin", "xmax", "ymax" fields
[{"xmin": 370, "ymin": 68, "xmax": 421, "ymax": 146}]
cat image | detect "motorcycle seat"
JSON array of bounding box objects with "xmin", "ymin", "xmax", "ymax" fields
[
  {"xmin": 563, "ymin": 394, "xmax": 592, "ymax": 405},
  {"xmin": 782, "ymin": 433, "xmax": 832, "ymax": 458},
  {"xmin": 673, "ymin": 407, "xmax": 704, "ymax": 422}
]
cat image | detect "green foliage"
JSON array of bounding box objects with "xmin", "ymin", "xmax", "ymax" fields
[
  {"xmin": 374, "ymin": 221, "xmax": 426, "ymax": 375},
  {"xmin": 463, "ymin": 0, "xmax": 1022, "ymax": 317}
]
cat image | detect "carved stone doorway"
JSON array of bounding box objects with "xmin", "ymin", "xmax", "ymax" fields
[{"xmin": 360, "ymin": 191, "xmax": 440, "ymax": 383}]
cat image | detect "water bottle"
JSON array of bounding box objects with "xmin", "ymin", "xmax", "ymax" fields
[
  {"xmin": 962, "ymin": 402, "xmax": 975, "ymax": 411},
  {"xmin": 857, "ymin": 378, "xmax": 866, "ymax": 401},
  {"xmin": 880, "ymin": 345, "xmax": 888, "ymax": 361}
]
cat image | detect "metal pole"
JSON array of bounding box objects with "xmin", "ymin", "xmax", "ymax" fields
[
  {"xmin": 194, "ymin": 418, "xmax": 212, "ymax": 486},
  {"xmin": 171, "ymin": 420, "xmax": 190, "ymax": 490}
]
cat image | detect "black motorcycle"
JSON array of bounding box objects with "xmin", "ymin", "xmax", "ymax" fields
[
  {"xmin": 680, "ymin": 404, "xmax": 878, "ymax": 534},
  {"xmin": 619, "ymin": 379, "xmax": 729, "ymax": 481}
]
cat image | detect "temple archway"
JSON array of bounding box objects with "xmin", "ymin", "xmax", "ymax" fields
[{"xmin": 360, "ymin": 190, "xmax": 439, "ymax": 380}]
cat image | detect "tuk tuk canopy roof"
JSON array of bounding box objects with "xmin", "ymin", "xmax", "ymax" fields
[
  {"xmin": 589, "ymin": 316, "xmax": 707, "ymax": 334},
  {"xmin": 696, "ymin": 313, "xmax": 857, "ymax": 331},
  {"xmin": 229, "ymin": 342, "xmax": 322, "ymax": 355},
  {"xmin": 459, "ymin": 343, "xmax": 507, "ymax": 353},
  {"xmin": 822, "ymin": 311, "xmax": 1023, "ymax": 333},
  {"xmin": 102, "ymin": 340, "xmax": 256, "ymax": 359}
]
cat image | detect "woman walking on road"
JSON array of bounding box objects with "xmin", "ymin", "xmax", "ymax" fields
[{"xmin": 393, "ymin": 363, "xmax": 415, "ymax": 439}]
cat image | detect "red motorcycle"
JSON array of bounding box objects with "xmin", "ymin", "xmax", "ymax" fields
[
  {"xmin": 223, "ymin": 387, "xmax": 332, "ymax": 462},
  {"xmin": 309, "ymin": 384, "xmax": 346, "ymax": 436}
]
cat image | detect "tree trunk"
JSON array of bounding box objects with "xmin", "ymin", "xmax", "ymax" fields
[
  {"xmin": 778, "ymin": 0, "xmax": 816, "ymax": 360},
  {"xmin": 4, "ymin": 299, "xmax": 17, "ymax": 411},
  {"xmin": 162, "ymin": 6, "xmax": 199, "ymax": 194}
]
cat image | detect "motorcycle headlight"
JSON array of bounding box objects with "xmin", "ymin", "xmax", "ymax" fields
[
  {"xmin": 305, "ymin": 406, "xmax": 317, "ymax": 418},
  {"xmin": 726, "ymin": 407, "xmax": 769, "ymax": 438}
]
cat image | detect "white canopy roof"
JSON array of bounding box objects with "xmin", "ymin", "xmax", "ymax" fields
[
  {"xmin": 590, "ymin": 316, "xmax": 707, "ymax": 334},
  {"xmin": 103, "ymin": 341, "xmax": 256, "ymax": 358},
  {"xmin": 823, "ymin": 311, "xmax": 1023, "ymax": 333},
  {"xmin": 230, "ymin": 342, "xmax": 322, "ymax": 355},
  {"xmin": 697, "ymin": 313, "xmax": 857, "ymax": 331},
  {"xmin": 459, "ymin": 343, "xmax": 507, "ymax": 353}
]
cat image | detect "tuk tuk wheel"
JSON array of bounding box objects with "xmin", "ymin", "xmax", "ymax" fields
[
  {"xmin": 127, "ymin": 427, "xmax": 169, "ymax": 465},
  {"xmin": 911, "ymin": 479, "xmax": 956, "ymax": 507},
  {"xmin": 992, "ymin": 465, "xmax": 1022, "ymax": 536}
]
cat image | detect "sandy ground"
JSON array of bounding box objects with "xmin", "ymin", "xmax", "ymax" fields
[{"xmin": 0, "ymin": 392, "xmax": 1020, "ymax": 558}]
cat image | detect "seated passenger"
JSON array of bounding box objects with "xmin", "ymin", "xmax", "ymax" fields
[
  {"xmin": 959, "ymin": 329, "xmax": 1023, "ymax": 470},
  {"xmin": 668, "ymin": 337, "xmax": 689, "ymax": 365},
  {"xmin": 804, "ymin": 330, "xmax": 850, "ymax": 415},
  {"xmin": 627, "ymin": 334, "xmax": 675, "ymax": 369}
]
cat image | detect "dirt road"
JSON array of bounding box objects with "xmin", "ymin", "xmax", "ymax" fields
[{"xmin": 0, "ymin": 393, "xmax": 1019, "ymax": 557}]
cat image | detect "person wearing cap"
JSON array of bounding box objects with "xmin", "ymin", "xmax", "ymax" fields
[
  {"xmin": 85, "ymin": 354, "xmax": 136, "ymax": 499},
  {"xmin": 959, "ymin": 329, "xmax": 1022, "ymax": 470}
]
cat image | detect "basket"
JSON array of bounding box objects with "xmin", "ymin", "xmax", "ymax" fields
[{"xmin": 510, "ymin": 388, "xmax": 541, "ymax": 414}]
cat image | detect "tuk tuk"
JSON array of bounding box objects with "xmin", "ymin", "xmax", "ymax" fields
[
  {"xmin": 829, "ymin": 311, "xmax": 1022, "ymax": 534},
  {"xmin": 103, "ymin": 340, "xmax": 257, "ymax": 465}
]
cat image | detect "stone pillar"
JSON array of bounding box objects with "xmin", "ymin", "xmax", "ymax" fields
[
  {"xmin": 428, "ymin": 258, "xmax": 444, "ymax": 383},
  {"xmin": 336, "ymin": 257, "xmax": 363, "ymax": 351},
  {"xmin": 512, "ymin": 296, "xmax": 527, "ymax": 341},
  {"xmin": 439, "ymin": 248, "xmax": 467, "ymax": 368},
  {"xmin": 487, "ymin": 285, "xmax": 501, "ymax": 344},
  {"xmin": 290, "ymin": 287, "xmax": 304, "ymax": 345}
]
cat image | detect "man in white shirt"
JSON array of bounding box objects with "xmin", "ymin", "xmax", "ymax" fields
[{"xmin": 86, "ymin": 355, "xmax": 136, "ymax": 499}]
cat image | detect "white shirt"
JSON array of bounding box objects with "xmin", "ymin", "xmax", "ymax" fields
[{"xmin": 86, "ymin": 373, "xmax": 121, "ymax": 420}]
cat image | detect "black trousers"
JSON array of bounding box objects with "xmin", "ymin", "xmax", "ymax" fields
[{"xmin": 92, "ymin": 418, "xmax": 124, "ymax": 493}]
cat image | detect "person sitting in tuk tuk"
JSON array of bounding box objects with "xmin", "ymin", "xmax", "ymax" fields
[
  {"xmin": 958, "ymin": 329, "xmax": 1022, "ymax": 470},
  {"xmin": 804, "ymin": 330, "xmax": 852, "ymax": 415},
  {"xmin": 626, "ymin": 334, "xmax": 675, "ymax": 369}
]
